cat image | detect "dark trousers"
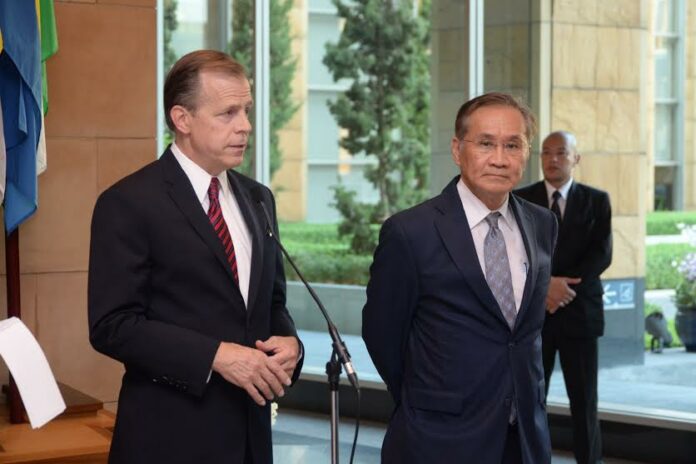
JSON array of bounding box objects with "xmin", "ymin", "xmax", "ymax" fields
[
  {"xmin": 543, "ymin": 331, "xmax": 602, "ymax": 464},
  {"xmin": 244, "ymin": 432, "xmax": 254, "ymax": 464},
  {"xmin": 501, "ymin": 424, "xmax": 523, "ymax": 464}
]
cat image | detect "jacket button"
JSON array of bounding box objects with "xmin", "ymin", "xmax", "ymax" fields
[
  {"xmin": 508, "ymin": 342, "xmax": 515, "ymax": 348},
  {"xmin": 504, "ymin": 398, "xmax": 512, "ymax": 406}
]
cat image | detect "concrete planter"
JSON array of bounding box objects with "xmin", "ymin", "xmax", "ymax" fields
[{"xmin": 286, "ymin": 281, "xmax": 366, "ymax": 336}]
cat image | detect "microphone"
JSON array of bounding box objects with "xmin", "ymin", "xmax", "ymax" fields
[{"xmin": 250, "ymin": 187, "xmax": 360, "ymax": 391}]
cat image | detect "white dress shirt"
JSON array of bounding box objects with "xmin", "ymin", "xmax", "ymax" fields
[
  {"xmin": 456, "ymin": 179, "xmax": 529, "ymax": 311},
  {"xmin": 544, "ymin": 178, "xmax": 573, "ymax": 219},
  {"xmin": 171, "ymin": 143, "xmax": 253, "ymax": 307}
]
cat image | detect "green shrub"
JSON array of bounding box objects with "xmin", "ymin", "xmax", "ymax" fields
[
  {"xmin": 647, "ymin": 211, "xmax": 696, "ymax": 235},
  {"xmin": 284, "ymin": 251, "xmax": 371, "ymax": 286},
  {"xmin": 644, "ymin": 301, "xmax": 661, "ymax": 316},
  {"xmin": 279, "ymin": 222, "xmax": 372, "ymax": 285},
  {"xmin": 645, "ymin": 243, "xmax": 696, "ymax": 290},
  {"xmin": 279, "ymin": 223, "xmax": 341, "ymax": 245}
]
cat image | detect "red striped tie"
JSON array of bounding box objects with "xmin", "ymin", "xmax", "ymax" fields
[{"xmin": 207, "ymin": 177, "xmax": 239, "ymax": 285}]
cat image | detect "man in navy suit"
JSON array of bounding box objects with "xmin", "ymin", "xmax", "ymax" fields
[
  {"xmin": 515, "ymin": 131, "xmax": 612, "ymax": 464},
  {"xmin": 88, "ymin": 50, "xmax": 302, "ymax": 464},
  {"xmin": 363, "ymin": 92, "xmax": 557, "ymax": 464}
]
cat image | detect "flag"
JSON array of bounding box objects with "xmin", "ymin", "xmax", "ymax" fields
[
  {"xmin": 0, "ymin": 30, "xmax": 6, "ymax": 203},
  {"xmin": 36, "ymin": 0, "xmax": 58, "ymax": 175},
  {"xmin": 0, "ymin": 29, "xmax": 5, "ymax": 204},
  {"xmin": 0, "ymin": 95, "xmax": 6, "ymax": 204},
  {"xmin": 38, "ymin": 0, "xmax": 58, "ymax": 115},
  {"xmin": 0, "ymin": 1, "xmax": 42, "ymax": 232}
]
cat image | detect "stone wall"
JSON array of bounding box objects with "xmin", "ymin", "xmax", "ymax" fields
[
  {"xmin": 0, "ymin": 0, "xmax": 157, "ymax": 405},
  {"xmin": 685, "ymin": 0, "xmax": 696, "ymax": 210},
  {"xmin": 550, "ymin": 0, "xmax": 647, "ymax": 280}
]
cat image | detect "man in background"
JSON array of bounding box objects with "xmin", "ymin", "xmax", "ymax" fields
[
  {"xmin": 516, "ymin": 130, "xmax": 612, "ymax": 464},
  {"xmin": 363, "ymin": 92, "xmax": 557, "ymax": 463},
  {"xmin": 88, "ymin": 50, "xmax": 302, "ymax": 464}
]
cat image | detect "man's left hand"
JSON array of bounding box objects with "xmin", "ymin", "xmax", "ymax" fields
[
  {"xmin": 546, "ymin": 276, "xmax": 581, "ymax": 313},
  {"xmin": 256, "ymin": 336, "xmax": 300, "ymax": 378}
]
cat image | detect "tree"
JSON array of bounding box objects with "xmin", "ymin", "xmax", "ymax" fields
[
  {"xmin": 162, "ymin": 0, "xmax": 179, "ymax": 146},
  {"xmin": 163, "ymin": 0, "xmax": 179, "ymax": 72},
  {"xmin": 228, "ymin": 0, "xmax": 299, "ymax": 180},
  {"xmin": 324, "ymin": 0, "xmax": 431, "ymax": 254}
]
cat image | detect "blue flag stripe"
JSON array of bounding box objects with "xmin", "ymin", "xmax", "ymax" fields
[{"xmin": 0, "ymin": 0, "xmax": 41, "ymax": 232}]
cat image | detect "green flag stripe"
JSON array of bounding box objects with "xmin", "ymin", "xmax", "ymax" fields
[{"xmin": 38, "ymin": 0, "xmax": 58, "ymax": 114}]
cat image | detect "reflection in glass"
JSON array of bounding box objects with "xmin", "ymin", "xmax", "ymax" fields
[
  {"xmin": 484, "ymin": 0, "xmax": 532, "ymax": 102},
  {"xmin": 654, "ymin": 0, "xmax": 675, "ymax": 35},
  {"xmin": 654, "ymin": 48, "xmax": 674, "ymax": 99},
  {"xmin": 655, "ymin": 104, "xmax": 675, "ymax": 162}
]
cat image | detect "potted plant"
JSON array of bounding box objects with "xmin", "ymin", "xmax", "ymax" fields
[{"xmin": 674, "ymin": 224, "xmax": 696, "ymax": 352}]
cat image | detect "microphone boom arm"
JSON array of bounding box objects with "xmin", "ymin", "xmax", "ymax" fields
[{"xmin": 254, "ymin": 193, "xmax": 360, "ymax": 391}]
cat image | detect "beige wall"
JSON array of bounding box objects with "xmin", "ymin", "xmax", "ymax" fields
[
  {"xmin": 273, "ymin": 0, "xmax": 308, "ymax": 222},
  {"xmin": 0, "ymin": 0, "xmax": 157, "ymax": 405},
  {"xmin": 685, "ymin": 0, "xmax": 696, "ymax": 210},
  {"xmin": 549, "ymin": 0, "xmax": 647, "ymax": 280}
]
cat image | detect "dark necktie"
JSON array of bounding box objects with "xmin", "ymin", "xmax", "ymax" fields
[
  {"xmin": 551, "ymin": 190, "xmax": 562, "ymax": 223},
  {"xmin": 207, "ymin": 177, "xmax": 239, "ymax": 285}
]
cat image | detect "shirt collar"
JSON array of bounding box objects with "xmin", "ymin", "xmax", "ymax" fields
[
  {"xmin": 456, "ymin": 178, "xmax": 514, "ymax": 230},
  {"xmin": 544, "ymin": 177, "xmax": 573, "ymax": 202},
  {"xmin": 171, "ymin": 142, "xmax": 230, "ymax": 204}
]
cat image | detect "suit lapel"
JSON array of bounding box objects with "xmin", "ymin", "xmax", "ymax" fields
[
  {"xmin": 561, "ymin": 181, "xmax": 579, "ymax": 223},
  {"xmin": 509, "ymin": 195, "xmax": 538, "ymax": 327},
  {"xmin": 433, "ymin": 180, "xmax": 510, "ymax": 328},
  {"xmin": 227, "ymin": 171, "xmax": 264, "ymax": 314},
  {"xmin": 160, "ymin": 151, "xmax": 244, "ymax": 302}
]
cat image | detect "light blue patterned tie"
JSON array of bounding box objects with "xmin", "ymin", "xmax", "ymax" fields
[
  {"xmin": 484, "ymin": 212, "xmax": 518, "ymax": 423},
  {"xmin": 484, "ymin": 212, "xmax": 517, "ymax": 329}
]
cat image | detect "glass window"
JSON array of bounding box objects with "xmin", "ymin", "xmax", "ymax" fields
[
  {"xmin": 654, "ymin": 0, "xmax": 675, "ymax": 35},
  {"xmin": 307, "ymin": 91, "xmax": 341, "ymax": 162},
  {"xmin": 308, "ymin": 12, "xmax": 343, "ymax": 87},
  {"xmin": 479, "ymin": 0, "xmax": 695, "ymax": 442},
  {"xmin": 168, "ymin": 0, "xmax": 207, "ymax": 55},
  {"xmin": 655, "ymin": 104, "xmax": 675, "ymax": 162},
  {"xmin": 652, "ymin": 0, "xmax": 683, "ymax": 208},
  {"xmin": 654, "ymin": 47, "xmax": 674, "ymax": 99},
  {"xmin": 484, "ymin": 0, "xmax": 535, "ymax": 183}
]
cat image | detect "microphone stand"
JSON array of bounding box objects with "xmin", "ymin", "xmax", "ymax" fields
[
  {"xmin": 327, "ymin": 351, "xmax": 342, "ymax": 464},
  {"xmin": 254, "ymin": 194, "xmax": 359, "ymax": 464}
]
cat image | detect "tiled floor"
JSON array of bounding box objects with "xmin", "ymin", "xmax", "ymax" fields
[{"xmin": 272, "ymin": 409, "xmax": 647, "ymax": 463}]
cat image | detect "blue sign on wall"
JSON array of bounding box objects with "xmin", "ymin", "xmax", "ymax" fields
[{"xmin": 603, "ymin": 279, "xmax": 636, "ymax": 310}]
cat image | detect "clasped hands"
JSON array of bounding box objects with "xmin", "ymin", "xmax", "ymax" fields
[
  {"xmin": 212, "ymin": 336, "xmax": 300, "ymax": 406},
  {"xmin": 545, "ymin": 276, "xmax": 582, "ymax": 314}
]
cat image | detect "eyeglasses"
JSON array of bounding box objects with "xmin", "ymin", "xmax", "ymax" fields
[{"xmin": 459, "ymin": 138, "xmax": 528, "ymax": 156}]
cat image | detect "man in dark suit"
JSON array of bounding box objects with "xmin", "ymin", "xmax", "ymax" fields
[
  {"xmin": 515, "ymin": 131, "xmax": 612, "ymax": 464},
  {"xmin": 363, "ymin": 92, "xmax": 557, "ymax": 464},
  {"xmin": 88, "ymin": 50, "xmax": 302, "ymax": 464}
]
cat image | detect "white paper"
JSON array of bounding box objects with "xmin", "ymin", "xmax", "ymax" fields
[{"xmin": 0, "ymin": 317, "xmax": 66, "ymax": 428}]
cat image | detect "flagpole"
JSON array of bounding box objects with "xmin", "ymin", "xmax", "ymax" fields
[{"xmin": 5, "ymin": 228, "xmax": 25, "ymax": 423}]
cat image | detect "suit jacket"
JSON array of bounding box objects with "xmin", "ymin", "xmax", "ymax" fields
[
  {"xmin": 362, "ymin": 177, "xmax": 557, "ymax": 464},
  {"xmin": 88, "ymin": 149, "xmax": 302, "ymax": 464},
  {"xmin": 515, "ymin": 181, "xmax": 612, "ymax": 338}
]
